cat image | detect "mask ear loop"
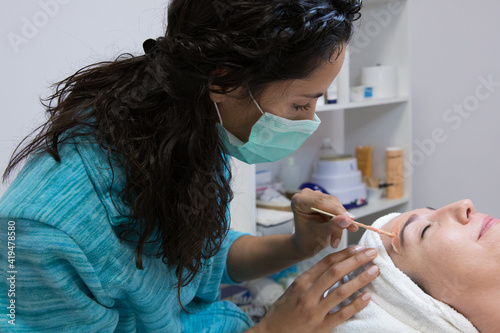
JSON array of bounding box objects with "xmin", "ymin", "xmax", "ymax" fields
[
  {"xmin": 214, "ymin": 102, "xmax": 223, "ymax": 126},
  {"xmin": 247, "ymin": 89, "xmax": 265, "ymax": 115},
  {"xmin": 215, "ymin": 88, "xmax": 264, "ymax": 127}
]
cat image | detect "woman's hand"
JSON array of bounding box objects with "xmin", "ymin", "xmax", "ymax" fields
[
  {"xmin": 248, "ymin": 246, "xmax": 379, "ymax": 333},
  {"xmin": 291, "ymin": 188, "xmax": 359, "ymax": 258}
]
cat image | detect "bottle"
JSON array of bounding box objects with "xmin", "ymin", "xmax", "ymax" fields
[
  {"xmin": 385, "ymin": 147, "xmax": 404, "ymax": 199},
  {"xmin": 356, "ymin": 146, "xmax": 373, "ymax": 179},
  {"xmin": 326, "ymin": 78, "xmax": 338, "ymax": 104},
  {"xmin": 318, "ymin": 138, "xmax": 338, "ymax": 160},
  {"xmin": 280, "ymin": 155, "xmax": 302, "ymax": 192}
]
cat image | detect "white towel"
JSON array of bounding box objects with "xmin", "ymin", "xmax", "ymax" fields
[{"xmin": 331, "ymin": 213, "xmax": 479, "ymax": 333}]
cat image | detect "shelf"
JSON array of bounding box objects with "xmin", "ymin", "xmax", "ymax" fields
[
  {"xmin": 316, "ymin": 95, "xmax": 409, "ymax": 112},
  {"xmin": 348, "ymin": 196, "xmax": 409, "ymax": 219},
  {"xmin": 362, "ymin": 0, "xmax": 406, "ymax": 7},
  {"xmin": 250, "ymin": 0, "xmax": 412, "ymax": 237}
]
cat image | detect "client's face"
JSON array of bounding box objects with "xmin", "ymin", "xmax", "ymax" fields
[{"xmin": 380, "ymin": 199, "xmax": 500, "ymax": 310}]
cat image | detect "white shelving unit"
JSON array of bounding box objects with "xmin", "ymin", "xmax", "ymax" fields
[
  {"xmin": 316, "ymin": 96, "xmax": 409, "ymax": 112},
  {"xmin": 254, "ymin": 0, "xmax": 412, "ymax": 245}
]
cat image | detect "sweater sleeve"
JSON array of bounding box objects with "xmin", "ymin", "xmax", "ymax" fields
[
  {"xmin": 193, "ymin": 229, "xmax": 251, "ymax": 303},
  {"xmin": 0, "ymin": 218, "xmax": 117, "ymax": 332},
  {"xmin": 183, "ymin": 229, "xmax": 254, "ymax": 332}
]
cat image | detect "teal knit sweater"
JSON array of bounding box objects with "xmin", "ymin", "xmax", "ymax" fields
[{"xmin": 0, "ymin": 135, "xmax": 252, "ymax": 332}]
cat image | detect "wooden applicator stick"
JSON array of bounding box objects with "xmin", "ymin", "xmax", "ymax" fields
[{"xmin": 311, "ymin": 207, "xmax": 396, "ymax": 238}]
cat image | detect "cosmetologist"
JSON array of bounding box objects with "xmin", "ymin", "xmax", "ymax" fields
[{"xmin": 0, "ymin": 0, "xmax": 380, "ymax": 331}]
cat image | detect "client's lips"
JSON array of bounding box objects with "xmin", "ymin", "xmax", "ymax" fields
[{"xmin": 479, "ymin": 216, "xmax": 500, "ymax": 239}]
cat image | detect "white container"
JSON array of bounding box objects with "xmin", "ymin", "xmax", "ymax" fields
[
  {"xmin": 314, "ymin": 156, "xmax": 359, "ymax": 175},
  {"xmin": 323, "ymin": 185, "xmax": 367, "ymax": 206},
  {"xmin": 361, "ymin": 65, "xmax": 398, "ymax": 99},
  {"xmin": 350, "ymin": 86, "xmax": 373, "ymax": 102},
  {"xmin": 311, "ymin": 156, "xmax": 367, "ymax": 207},
  {"xmin": 311, "ymin": 172, "xmax": 362, "ymax": 189}
]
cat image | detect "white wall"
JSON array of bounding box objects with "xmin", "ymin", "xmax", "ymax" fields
[
  {"xmin": 0, "ymin": 0, "xmax": 257, "ymax": 233},
  {"xmin": 0, "ymin": 0, "xmax": 167, "ymax": 194},
  {"xmin": 409, "ymin": 0, "xmax": 500, "ymax": 216},
  {"xmin": 2, "ymin": 0, "xmax": 500, "ymax": 219}
]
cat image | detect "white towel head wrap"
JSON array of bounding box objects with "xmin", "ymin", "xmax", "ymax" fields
[{"xmin": 332, "ymin": 213, "xmax": 479, "ymax": 333}]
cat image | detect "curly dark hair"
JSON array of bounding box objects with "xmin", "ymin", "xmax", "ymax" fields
[{"xmin": 3, "ymin": 0, "xmax": 361, "ymax": 308}]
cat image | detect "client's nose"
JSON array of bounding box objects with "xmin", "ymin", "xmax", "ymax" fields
[{"xmin": 443, "ymin": 199, "xmax": 476, "ymax": 225}]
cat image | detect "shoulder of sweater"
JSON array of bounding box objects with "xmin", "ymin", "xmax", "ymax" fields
[{"xmin": 0, "ymin": 141, "xmax": 119, "ymax": 258}]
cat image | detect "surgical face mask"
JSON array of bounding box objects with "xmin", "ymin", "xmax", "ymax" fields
[{"xmin": 215, "ymin": 90, "xmax": 321, "ymax": 164}]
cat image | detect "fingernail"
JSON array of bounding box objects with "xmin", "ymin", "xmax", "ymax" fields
[
  {"xmin": 361, "ymin": 292, "xmax": 371, "ymax": 301},
  {"xmin": 339, "ymin": 220, "xmax": 351, "ymax": 228},
  {"xmin": 366, "ymin": 265, "xmax": 379, "ymax": 276},
  {"xmin": 345, "ymin": 212, "xmax": 356, "ymax": 219},
  {"xmin": 365, "ymin": 249, "xmax": 377, "ymax": 257},
  {"xmin": 332, "ymin": 238, "xmax": 341, "ymax": 248},
  {"xmin": 354, "ymin": 245, "xmax": 365, "ymax": 252}
]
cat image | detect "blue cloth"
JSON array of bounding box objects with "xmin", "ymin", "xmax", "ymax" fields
[{"xmin": 0, "ymin": 135, "xmax": 253, "ymax": 332}]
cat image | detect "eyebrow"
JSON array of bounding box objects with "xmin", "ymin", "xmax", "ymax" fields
[
  {"xmin": 299, "ymin": 93, "xmax": 324, "ymax": 99},
  {"xmin": 400, "ymin": 214, "xmax": 419, "ymax": 250}
]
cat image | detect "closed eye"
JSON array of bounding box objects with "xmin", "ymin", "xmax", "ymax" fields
[
  {"xmin": 293, "ymin": 103, "xmax": 312, "ymax": 111},
  {"xmin": 421, "ymin": 225, "xmax": 431, "ymax": 239}
]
